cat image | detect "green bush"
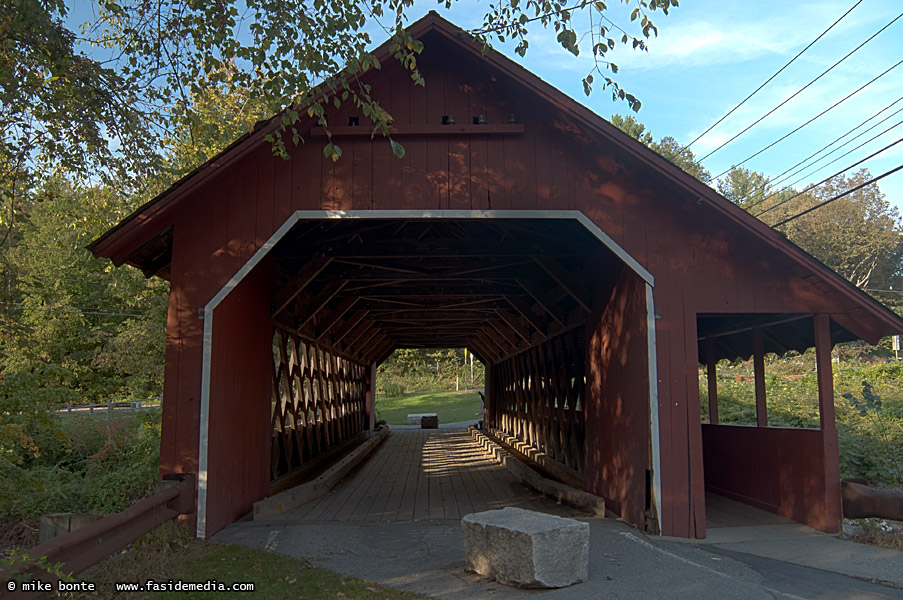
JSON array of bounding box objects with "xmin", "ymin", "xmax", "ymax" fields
[
  {"xmin": 0, "ymin": 410, "xmax": 161, "ymax": 519},
  {"xmin": 382, "ymin": 383, "xmax": 406, "ymax": 398}
]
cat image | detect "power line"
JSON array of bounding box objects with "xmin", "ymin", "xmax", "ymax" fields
[
  {"xmin": 713, "ymin": 57, "xmax": 903, "ymax": 180},
  {"xmin": 772, "ymin": 164, "xmax": 903, "ymax": 227},
  {"xmin": 741, "ymin": 115, "xmax": 903, "ymax": 216},
  {"xmin": 754, "ymin": 135, "xmax": 903, "ymax": 219},
  {"xmin": 699, "ymin": 9, "xmax": 903, "ymax": 163},
  {"xmin": 765, "ymin": 104, "xmax": 903, "ymax": 191},
  {"xmin": 738, "ymin": 95, "xmax": 903, "ymax": 210},
  {"xmin": 0, "ymin": 301, "xmax": 152, "ymax": 318},
  {"xmin": 687, "ymin": 0, "xmax": 864, "ymax": 149},
  {"xmin": 774, "ymin": 117, "xmax": 903, "ymax": 198}
]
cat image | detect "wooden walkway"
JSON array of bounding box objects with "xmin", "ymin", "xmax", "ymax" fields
[
  {"xmin": 285, "ymin": 429, "xmax": 582, "ymax": 522},
  {"xmin": 706, "ymin": 492, "xmax": 795, "ymax": 528}
]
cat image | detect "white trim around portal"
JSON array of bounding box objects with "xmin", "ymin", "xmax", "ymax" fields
[
  {"xmin": 196, "ymin": 209, "xmax": 653, "ymax": 537},
  {"xmin": 646, "ymin": 282, "xmax": 663, "ymax": 534}
]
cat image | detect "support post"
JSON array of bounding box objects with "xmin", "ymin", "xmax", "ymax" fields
[
  {"xmin": 366, "ymin": 363, "xmax": 377, "ymax": 433},
  {"xmin": 705, "ymin": 337, "xmax": 718, "ymax": 424},
  {"xmin": 485, "ymin": 362, "xmax": 494, "ymax": 429},
  {"xmin": 814, "ymin": 314, "xmax": 841, "ymax": 533},
  {"xmin": 753, "ymin": 327, "xmax": 767, "ymax": 427}
]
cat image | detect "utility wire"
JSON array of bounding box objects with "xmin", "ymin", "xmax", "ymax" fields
[
  {"xmin": 742, "ymin": 113, "xmax": 903, "ymax": 214},
  {"xmin": 713, "ymin": 57, "xmax": 903, "ymax": 180},
  {"xmin": 739, "ymin": 95, "xmax": 903, "ymax": 210},
  {"xmin": 687, "ymin": 0, "xmax": 864, "ymax": 149},
  {"xmin": 775, "ymin": 117, "xmax": 903, "ymax": 197},
  {"xmin": 699, "ymin": 9, "xmax": 903, "ymax": 163},
  {"xmin": 755, "ymin": 135, "xmax": 903, "ymax": 218},
  {"xmin": 0, "ymin": 301, "xmax": 151, "ymax": 318},
  {"xmin": 765, "ymin": 104, "xmax": 903, "ymax": 191},
  {"xmin": 772, "ymin": 163, "xmax": 903, "ymax": 227}
]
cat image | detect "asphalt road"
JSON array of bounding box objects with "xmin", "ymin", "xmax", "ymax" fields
[{"xmin": 214, "ymin": 516, "xmax": 903, "ymax": 599}]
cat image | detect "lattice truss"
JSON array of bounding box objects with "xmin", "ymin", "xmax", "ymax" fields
[
  {"xmin": 492, "ymin": 327, "xmax": 586, "ymax": 475},
  {"xmin": 271, "ymin": 328, "xmax": 367, "ymax": 480}
]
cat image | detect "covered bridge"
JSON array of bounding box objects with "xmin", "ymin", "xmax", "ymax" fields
[{"xmin": 90, "ymin": 13, "xmax": 903, "ymax": 540}]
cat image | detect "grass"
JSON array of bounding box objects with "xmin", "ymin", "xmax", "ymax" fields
[
  {"xmin": 375, "ymin": 390, "xmax": 483, "ymax": 425},
  {"xmin": 146, "ymin": 543, "xmax": 426, "ymax": 600},
  {"xmin": 67, "ymin": 522, "xmax": 426, "ymax": 599}
]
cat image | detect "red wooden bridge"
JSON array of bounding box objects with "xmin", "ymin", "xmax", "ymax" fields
[{"xmin": 90, "ymin": 13, "xmax": 903, "ymax": 541}]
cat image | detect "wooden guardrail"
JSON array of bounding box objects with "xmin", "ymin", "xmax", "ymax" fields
[{"xmin": 0, "ymin": 473, "xmax": 195, "ymax": 598}]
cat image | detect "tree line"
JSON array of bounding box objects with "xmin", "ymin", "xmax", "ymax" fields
[{"xmin": 611, "ymin": 114, "xmax": 903, "ymax": 312}]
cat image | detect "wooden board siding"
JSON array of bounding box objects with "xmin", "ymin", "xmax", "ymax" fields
[
  {"xmin": 205, "ymin": 261, "xmax": 275, "ymax": 535},
  {"xmin": 702, "ymin": 424, "xmax": 831, "ymax": 531},
  {"xmin": 584, "ymin": 264, "xmax": 650, "ymax": 528}
]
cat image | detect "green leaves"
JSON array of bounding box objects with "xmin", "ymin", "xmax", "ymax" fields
[
  {"xmin": 390, "ymin": 138, "xmax": 405, "ymax": 159},
  {"xmin": 556, "ymin": 28, "xmax": 579, "ymax": 56},
  {"xmin": 323, "ymin": 142, "xmax": 343, "ymax": 162}
]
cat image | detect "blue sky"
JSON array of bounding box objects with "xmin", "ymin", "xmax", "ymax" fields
[
  {"xmin": 403, "ymin": 0, "xmax": 903, "ymax": 214},
  {"xmin": 68, "ymin": 0, "xmax": 903, "ymax": 214}
]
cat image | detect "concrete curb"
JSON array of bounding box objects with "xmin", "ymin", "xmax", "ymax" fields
[
  {"xmin": 469, "ymin": 426, "xmax": 606, "ymax": 516},
  {"xmin": 254, "ymin": 428, "xmax": 390, "ymax": 520}
]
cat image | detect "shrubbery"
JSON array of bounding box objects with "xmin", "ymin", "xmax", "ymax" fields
[
  {"xmin": 0, "ymin": 410, "xmax": 161, "ymax": 520},
  {"xmin": 381, "ymin": 383, "xmax": 406, "ymax": 398}
]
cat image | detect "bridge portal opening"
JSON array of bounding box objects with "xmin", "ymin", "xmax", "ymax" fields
[{"xmin": 202, "ymin": 214, "xmax": 656, "ymax": 536}]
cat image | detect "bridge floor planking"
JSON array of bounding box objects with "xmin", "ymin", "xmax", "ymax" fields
[{"xmin": 284, "ymin": 429, "xmax": 584, "ymax": 523}]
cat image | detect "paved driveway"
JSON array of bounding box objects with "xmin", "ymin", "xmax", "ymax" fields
[{"xmin": 215, "ymin": 429, "xmax": 903, "ymax": 599}]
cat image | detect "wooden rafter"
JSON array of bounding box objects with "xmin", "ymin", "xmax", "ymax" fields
[
  {"xmin": 516, "ymin": 278, "xmax": 567, "ymax": 327},
  {"xmin": 314, "ymin": 297, "xmax": 359, "ymax": 340},
  {"xmin": 533, "ymin": 255, "xmax": 591, "ymax": 313},
  {"xmin": 293, "ymin": 280, "xmax": 347, "ymax": 330},
  {"xmin": 271, "ymin": 257, "xmax": 332, "ymax": 318},
  {"xmin": 504, "ymin": 294, "xmax": 547, "ymax": 336},
  {"xmin": 268, "ymin": 219, "xmax": 607, "ymax": 361}
]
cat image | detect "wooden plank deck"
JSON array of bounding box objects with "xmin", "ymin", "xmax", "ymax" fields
[
  {"xmin": 286, "ymin": 429, "xmax": 585, "ymax": 522},
  {"xmin": 705, "ymin": 492, "xmax": 795, "ymax": 529}
]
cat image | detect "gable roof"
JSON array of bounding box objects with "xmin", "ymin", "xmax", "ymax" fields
[{"xmin": 89, "ymin": 11, "xmax": 903, "ymax": 345}]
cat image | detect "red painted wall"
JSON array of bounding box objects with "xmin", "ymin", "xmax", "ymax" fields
[
  {"xmin": 585, "ymin": 264, "xmax": 650, "ymax": 528},
  {"xmin": 205, "ymin": 259, "xmax": 275, "ymax": 535},
  {"xmin": 702, "ymin": 424, "xmax": 833, "ymax": 531}
]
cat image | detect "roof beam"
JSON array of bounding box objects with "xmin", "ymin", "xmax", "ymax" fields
[
  {"xmin": 343, "ymin": 320, "xmax": 377, "ymax": 348},
  {"xmin": 278, "ymin": 239, "xmax": 582, "ymax": 259},
  {"xmin": 476, "ymin": 329, "xmax": 506, "ymax": 359},
  {"xmin": 494, "ymin": 308, "xmax": 533, "ymax": 342},
  {"xmin": 533, "ymin": 255, "xmax": 591, "ymax": 313},
  {"xmin": 330, "ymin": 310, "xmax": 368, "ymax": 344},
  {"xmin": 517, "ymin": 278, "xmax": 567, "ymax": 327},
  {"xmin": 504, "ymin": 294, "xmax": 547, "ymax": 337},
  {"xmin": 487, "ymin": 318, "xmax": 521, "ymax": 348},
  {"xmin": 314, "ymin": 296, "xmax": 359, "ymax": 340},
  {"xmin": 271, "ymin": 257, "xmax": 332, "ymax": 318},
  {"xmin": 293, "ymin": 280, "xmax": 347, "ymax": 330}
]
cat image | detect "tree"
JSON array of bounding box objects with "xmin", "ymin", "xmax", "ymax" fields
[
  {"xmin": 611, "ymin": 114, "xmax": 710, "ymax": 183},
  {"xmin": 0, "ymin": 179, "xmax": 167, "ymax": 402},
  {"xmin": 653, "ymin": 136, "xmax": 711, "ymax": 184},
  {"xmin": 610, "ymin": 114, "xmax": 653, "ymax": 146},
  {"xmin": 768, "ymin": 170, "xmax": 903, "ymax": 292},
  {"xmin": 1, "ymin": 1, "xmax": 679, "ymax": 244},
  {"xmin": 717, "ymin": 166, "xmax": 775, "ymax": 208}
]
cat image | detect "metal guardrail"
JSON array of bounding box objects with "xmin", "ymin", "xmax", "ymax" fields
[
  {"xmin": 57, "ymin": 397, "xmax": 161, "ymax": 419},
  {"xmin": 0, "ymin": 473, "xmax": 195, "ymax": 598}
]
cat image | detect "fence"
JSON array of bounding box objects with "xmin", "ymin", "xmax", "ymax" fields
[
  {"xmin": 58, "ymin": 397, "xmax": 161, "ymax": 419},
  {"xmin": 0, "ymin": 474, "xmax": 194, "ymax": 599}
]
